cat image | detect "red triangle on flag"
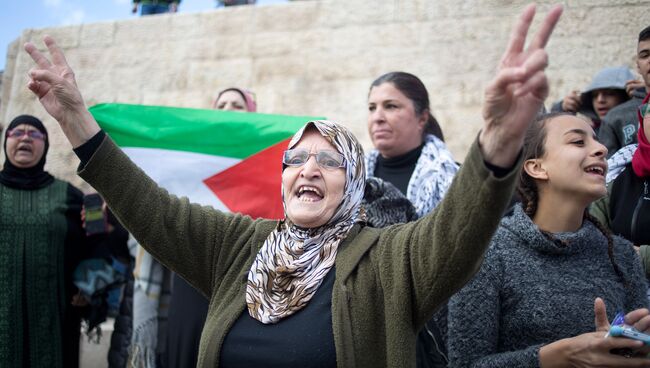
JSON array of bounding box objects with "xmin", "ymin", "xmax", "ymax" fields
[{"xmin": 203, "ymin": 139, "xmax": 289, "ymax": 220}]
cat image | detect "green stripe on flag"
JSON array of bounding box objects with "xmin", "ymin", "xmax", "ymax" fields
[{"xmin": 89, "ymin": 103, "xmax": 323, "ymax": 159}]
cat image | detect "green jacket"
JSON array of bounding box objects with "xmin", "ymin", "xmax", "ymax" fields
[{"xmin": 79, "ymin": 136, "xmax": 519, "ymax": 368}]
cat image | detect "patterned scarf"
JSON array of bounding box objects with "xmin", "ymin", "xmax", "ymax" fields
[
  {"xmin": 632, "ymin": 94, "xmax": 650, "ymax": 178},
  {"xmin": 365, "ymin": 134, "xmax": 458, "ymax": 218},
  {"xmin": 246, "ymin": 120, "xmax": 366, "ymax": 324},
  {"xmin": 606, "ymin": 143, "xmax": 637, "ymax": 183}
]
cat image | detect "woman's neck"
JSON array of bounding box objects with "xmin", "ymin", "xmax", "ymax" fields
[{"xmin": 533, "ymin": 192, "xmax": 587, "ymax": 233}]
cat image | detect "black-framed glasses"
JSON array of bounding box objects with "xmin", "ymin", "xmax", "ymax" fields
[
  {"xmin": 6, "ymin": 128, "xmax": 46, "ymax": 141},
  {"xmin": 283, "ymin": 148, "xmax": 345, "ymax": 169}
]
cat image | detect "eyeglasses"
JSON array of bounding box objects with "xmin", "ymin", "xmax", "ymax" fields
[
  {"xmin": 283, "ymin": 148, "xmax": 346, "ymax": 170},
  {"xmin": 6, "ymin": 128, "xmax": 46, "ymax": 141}
]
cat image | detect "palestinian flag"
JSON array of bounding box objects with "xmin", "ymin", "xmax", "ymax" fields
[{"xmin": 89, "ymin": 103, "xmax": 322, "ymax": 219}]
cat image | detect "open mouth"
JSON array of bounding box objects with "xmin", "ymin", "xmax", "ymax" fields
[
  {"xmin": 584, "ymin": 164, "xmax": 605, "ymax": 177},
  {"xmin": 296, "ymin": 185, "xmax": 324, "ymax": 202},
  {"xmin": 16, "ymin": 145, "xmax": 33, "ymax": 154}
]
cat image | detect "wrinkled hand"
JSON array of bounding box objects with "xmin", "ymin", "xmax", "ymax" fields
[
  {"xmin": 479, "ymin": 4, "xmax": 563, "ymax": 168},
  {"xmin": 24, "ymin": 36, "xmax": 100, "ymax": 148},
  {"xmin": 561, "ymin": 90, "xmax": 581, "ymax": 112}
]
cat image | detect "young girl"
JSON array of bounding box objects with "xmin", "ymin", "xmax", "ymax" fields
[{"xmin": 446, "ymin": 113, "xmax": 650, "ymax": 367}]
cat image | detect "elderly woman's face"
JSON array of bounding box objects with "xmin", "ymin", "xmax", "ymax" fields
[
  {"xmin": 367, "ymin": 82, "xmax": 426, "ymax": 158},
  {"xmin": 5, "ymin": 124, "xmax": 46, "ymax": 169},
  {"xmin": 215, "ymin": 90, "xmax": 248, "ymax": 112},
  {"xmin": 282, "ymin": 129, "xmax": 346, "ymax": 228}
]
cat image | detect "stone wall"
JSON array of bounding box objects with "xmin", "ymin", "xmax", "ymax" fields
[{"xmin": 1, "ymin": 0, "xmax": 649, "ymax": 190}]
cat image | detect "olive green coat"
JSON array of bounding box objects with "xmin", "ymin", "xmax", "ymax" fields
[{"xmin": 79, "ymin": 137, "xmax": 519, "ymax": 368}]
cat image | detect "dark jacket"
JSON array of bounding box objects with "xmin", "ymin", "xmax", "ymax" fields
[
  {"xmin": 591, "ymin": 164, "xmax": 650, "ymax": 276},
  {"xmin": 599, "ymin": 88, "xmax": 648, "ymax": 157},
  {"xmin": 79, "ymin": 136, "xmax": 518, "ymax": 368}
]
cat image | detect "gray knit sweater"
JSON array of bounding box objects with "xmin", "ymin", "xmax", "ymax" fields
[{"xmin": 446, "ymin": 204, "xmax": 648, "ymax": 367}]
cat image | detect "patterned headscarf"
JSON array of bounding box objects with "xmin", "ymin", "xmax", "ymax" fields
[{"xmin": 246, "ymin": 120, "xmax": 366, "ymax": 324}]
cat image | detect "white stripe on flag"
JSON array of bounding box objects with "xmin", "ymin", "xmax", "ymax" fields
[{"xmin": 123, "ymin": 147, "xmax": 241, "ymax": 210}]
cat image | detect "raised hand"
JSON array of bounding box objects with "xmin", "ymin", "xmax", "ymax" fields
[
  {"xmin": 479, "ymin": 4, "xmax": 563, "ymax": 168},
  {"xmin": 24, "ymin": 36, "xmax": 100, "ymax": 148},
  {"xmin": 561, "ymin": 90, "xmax": 582, "ymax": 113}
]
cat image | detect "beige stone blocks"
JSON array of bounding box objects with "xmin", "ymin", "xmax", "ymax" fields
[{"xmin": 1, "ymin": 0, "xmax": 649, "ymax": 188}]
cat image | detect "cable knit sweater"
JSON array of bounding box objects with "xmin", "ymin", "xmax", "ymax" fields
[{"xmin": 446, "ymin": 204, "xmax": 648, "ymax": 368}]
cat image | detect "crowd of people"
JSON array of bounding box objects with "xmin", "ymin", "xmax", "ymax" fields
[{"xmin": 2, "ymin": 2, "xmax": 650, "ymax": 368}]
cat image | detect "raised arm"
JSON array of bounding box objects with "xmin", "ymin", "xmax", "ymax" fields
[
  {"xmin": 24, "ymin": 36, "xmax": 100, "ymax": 148},
  {"xmin": 479, "ymin": 3, "xmax": 562, "ymax": 168},
  {"xmin": 378, "ymin": 3, "xmax": 564, "ymax": 321},
  {"xmin": 23, "ymin": 36, "xmax": 257, "ymax": 296}
]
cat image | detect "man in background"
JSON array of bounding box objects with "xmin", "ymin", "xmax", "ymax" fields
[{"xmin": 599, "ymin": 25, "xmax": 650, "ymax": 157}]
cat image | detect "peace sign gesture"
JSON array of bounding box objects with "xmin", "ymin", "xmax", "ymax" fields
[
  {"xmin": 24, "ymin": 36, "xmax": 100, "ymax": 148},
  {"xmin": 479, "ymin": 4, "xmax": 563, "ymax": 168}
]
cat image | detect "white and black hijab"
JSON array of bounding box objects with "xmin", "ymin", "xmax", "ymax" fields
[{"xmin": 246, "ymin": 120, "xmax": 366, "ymax": 324}]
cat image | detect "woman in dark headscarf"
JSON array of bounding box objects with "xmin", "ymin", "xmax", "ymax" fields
[{"xmin": 0, "ymin": 115, "xmax": 89, "ymax": 368}]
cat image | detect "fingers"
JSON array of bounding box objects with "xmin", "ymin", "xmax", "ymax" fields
[
  {"xmin": 488, "ymin": 66, "xmax": 527, "ymax": 95},
  {"xmin": 503, "ymin": 4, "xmax": 536, "ymax": 58},
  {"xmin": 521, "ymin": 48, "xmax": 548, "ymax": 76},
  {"xmin": 44, "ymin": 35, "xmax": 71, "ymax": 69},
  {"xmin": 603, "ymin": 335, "xmax": 645, "ymax": 350},
  {"xmin": 594, "ymin": 297, "xmax": 610, "ymax": 332},
  {"xmin": 598, "ymin": 354, "xmax": 650, "ymax": 367},
  {"xmin": 24, "ymin": 42, "xmax": 52, "ymax": 69},
  {"xmin": 562, "ymin": 94, "xmax": 580, "ymax": 112},
  {"xmin": 626, "ymin": 308, "xmax": 650, "ymax": 331},
  {"xmin": 29, "ymin": 68, "xmax": 61, "ymax": 86},
  {"xmin": 626, "ymin": 308, "xmax": 650, "ymax": 325},
  {"xmin": 528, "ymin": 4, "xmax": 564, "ymax": 50},
  {"xmin": 513, "ymin": 70, "xmax": 547, "ymax": 99}
]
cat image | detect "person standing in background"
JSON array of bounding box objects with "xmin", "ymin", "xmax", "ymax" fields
[
  {"xmin": 217, "ymin": 0, "xmax": 255, "ymax": 8},
  {"xmin": 550, "ymin": 66, "xmax": 636, "ymax": 135},
  {"xmin": 164, "ymin": 87, "xmax": 257, "ymax": 368},
  {"xmin": 0, "ymin": 115, "xmax": 91, "ymax": 368},
  {"xmin": 599, "ymin": 26, "xmax": 650, "ymax": 157},
  {"xmin": 132, "ymin": 0, "xmax": 180, "ymax": 16}
]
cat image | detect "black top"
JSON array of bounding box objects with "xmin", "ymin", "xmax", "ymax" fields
[
  {"xmin": 610, "ymin": 164, "xmax": 650, "ymax": 245},
  {"xmin": 74, "ymin": 130, "xmax": 106, "ymax": 167},
  {"xmin": 219, "ymin": 267, "xmax": 337, "ymax": 368},
  {"xmin": 373, "ymin": 144, "xmax": 424, "ymax": 195}
]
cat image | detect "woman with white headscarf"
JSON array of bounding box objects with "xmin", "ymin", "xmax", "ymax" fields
[{"xmin": 23, "ymin": 5, "xmax": 631, "ymax": 368}]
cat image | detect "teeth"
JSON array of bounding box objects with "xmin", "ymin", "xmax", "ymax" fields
[
  {"xmin": 586, "ymin": 166, "xmax": 603, "ymax": 175},
  {"xmin": 298, "ymin": 186, "xmax": 323, "ymax": 197}
]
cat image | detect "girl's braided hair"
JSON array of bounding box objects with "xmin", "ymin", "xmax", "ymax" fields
[{"xmin": 517, "ymin": 112, "xmax": 627, "ymax": 286}]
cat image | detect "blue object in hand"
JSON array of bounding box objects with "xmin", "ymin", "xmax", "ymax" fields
[{"xmin": 608, "ymin": 311, "xmax": 650, "ymax": 345}]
